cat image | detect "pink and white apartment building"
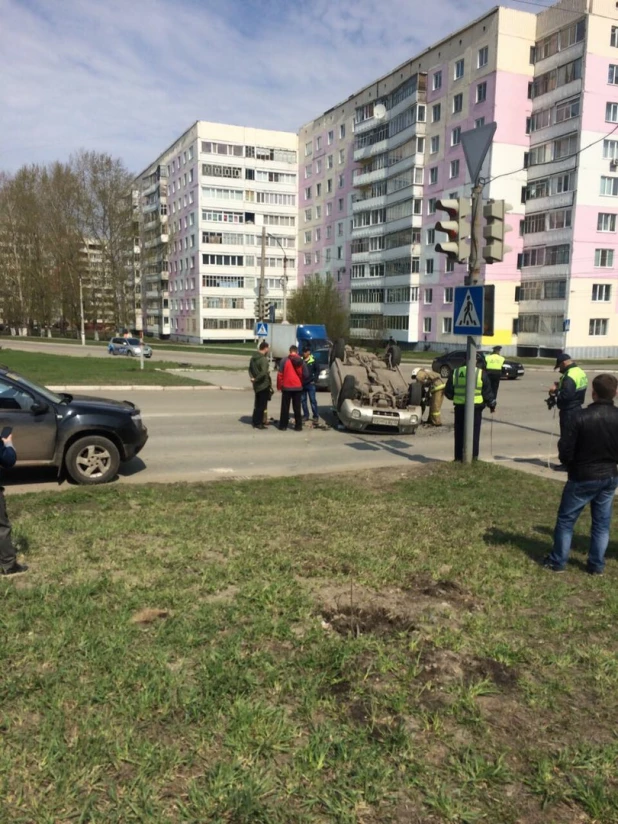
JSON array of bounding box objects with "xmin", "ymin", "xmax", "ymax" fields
[
  {"xmin": 298, "ymin": 0, "xmax": 618, "ymax": 357},
  {"xmin": 136, "ymin": 122, "xmax": 298, "ymax": 342}
]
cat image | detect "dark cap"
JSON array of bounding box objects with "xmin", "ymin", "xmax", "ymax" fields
[
  {"xmin": 492, "ymin": 345, "xmax": 502, "ymax": 352},
  {"xmin": 554, "ymin": 352, "xmax": 572, "ymax": 369}
]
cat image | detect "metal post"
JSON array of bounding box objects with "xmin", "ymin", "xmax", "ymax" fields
[
  {"xmin": 259, "ymin": 225, "xmax": 266, "ymax": 322},
  {"xmin": 282, "ymin": 251, "xmax": 288, "ymax": 324},
  {"xmin": 463, "ymin": 182, "xmax": 484, "ymax": 464},
  {"xmin": 79, "ymin": 277, "xmax": 86, "ymax": 347}
]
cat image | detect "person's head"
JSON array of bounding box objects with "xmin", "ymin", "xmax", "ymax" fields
[
  {"xmin": 492, "ymin": 346, "xmax": 502, "ymax": 353},
  {"xmin": 258, "ymin": 341, "xmax": 269, "ymax": 354},
  {"xmin": 289, "ymin": 345, "xmax": 298, "ymax": 355},
  {"xmin": 592, "ymin": 373, "xmax": 617, "ymax": 402},
  {"xmin": 554, "ymin": 352, "xmax": 573, "ymax": 373},
  {"xmin": 302, "ymin": 347, "xmax": 311, "ymax": 359}
]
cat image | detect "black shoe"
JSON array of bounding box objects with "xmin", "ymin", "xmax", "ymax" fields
[
  {"xmin": 279, "ymin": 425, "xmax": 288, "ymax": 431},
  {"xmin": 542, "ymin": 556, "xmax": 565, "ymax": 573},
  {"xmin": 552, "ymin": 464, "xmax": 568, "ymax": 472},
  {"xmin": 294, "ymin": 426, "xmax": 303, "ymax": 431},
  {"xmin": 586, "ymin": 565, "xmax": 604, "ymax": 576},
  {"xmin": 1, "ymin": 562, "xmax": 28, "ymax": 576}
]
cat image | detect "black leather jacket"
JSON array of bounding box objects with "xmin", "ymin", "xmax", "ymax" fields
[{"xmin": 559, "ymin": 400, "xmax": 618, "ymax": 481}]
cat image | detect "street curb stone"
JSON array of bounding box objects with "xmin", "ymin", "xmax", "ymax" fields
[{"xmin": 47, "ymin": 385, "xmax": 248, "ymax": 392}]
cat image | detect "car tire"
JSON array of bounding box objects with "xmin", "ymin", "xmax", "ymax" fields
[
  {"xmin": 144, "ymin": 353, "xmax": 152, "ymax": 359},
  {"xmin": 508, "ymin": 375, "xmax": 518, "ymax": 380},
  {"xmin": 65, "ymin": 436, "xmax": 121, "ymax": 485},
  {"xmin": 330, "ymin": 338, "xmax": 346, "ymax": 365},
  {"xmin": 337, "ymin": 374, "xmax": 357, "ymax": 411},
  {"xmin": 439, "ymin": 364, "xmax": 451, "ymax": 380},
  {"xmin": 390, "ymin": 344, "xmax": 402, "ymax": 367},
  {"xmin": 408, "ymin": 380, "xmax": 424, "ymax": 407}
]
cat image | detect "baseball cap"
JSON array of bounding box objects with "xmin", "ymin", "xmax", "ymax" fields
[{"xmin": 554, "ymin": 352, "xmax": 571, "ymax": 369}]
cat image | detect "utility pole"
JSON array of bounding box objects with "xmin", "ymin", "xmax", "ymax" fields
[
  {"xmin": 282, "ymin": 253, "xmax": 289, "ymax": 324},
  {"xmin": 463, "ymin": 181, "xmax": 484, "ymax": 464},
  {"xmin": 79, "ymin": 276, "xmax": 86, "ymax": 347},
  {"xmin": 258, "ymin": 225, "xmax": 266, "ymax": 322}
]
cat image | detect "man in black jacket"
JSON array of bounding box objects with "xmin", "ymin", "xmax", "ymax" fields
[
  {"xmin": 0, "ymin": 431, "xmax": 28, "ymax": 576},
  {"xmin": 544, "ymin": 373, "xmax": 618, "ymax": 575},
  {"xmin": 301, "ymin": 347, "xmax": 319, "ymax": 425}
]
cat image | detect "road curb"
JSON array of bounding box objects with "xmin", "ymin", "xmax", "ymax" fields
[{"xmin": 46, "ymin": 385, "xmax": 249, "ymax": 392}]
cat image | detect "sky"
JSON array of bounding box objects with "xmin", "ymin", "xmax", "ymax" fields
[{"xmin": 1, "ymin": 0, "xmax": 543, "ymax": 175}]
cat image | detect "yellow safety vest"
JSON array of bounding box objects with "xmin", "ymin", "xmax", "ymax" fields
[
  {"xmin": 453, "ymin": 366, "xmax": 483, "ymax": 405},
  {"xmin": 485, "ymin": 353, "xmax": 505, "ymax": 371},
  {"xmin": 559, "ymin": 365, "xmax": 587, "ymax": 392}
]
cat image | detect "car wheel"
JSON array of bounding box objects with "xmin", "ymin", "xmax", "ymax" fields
[
  {"xmin": 65, "ymin": 436, "xmax": 120, "ymax": 485},
  {"xmin": 508, "ymin": 375, "xmax": 518, "ymax": 380},
  {"xmin": 337, "ymin": 374, "xmax": 357, "ymax": 411},
  {"xmin": 439, "ymin": 364, "xmax": 451, "ymax": 380},
  {"xmin": 144, "ymin": 353, "xmax": 152, "ymax": 359},
  {"xmin": 330, "ymin": 338, "xmax": 346, "ymax": 365},
  {"xmin": 408, "ymin": 380, "xmax": 424, "ymax": 407},
  {"xmin": 390, "ymin": 344, "xmax": 402, "ymax": 367}
]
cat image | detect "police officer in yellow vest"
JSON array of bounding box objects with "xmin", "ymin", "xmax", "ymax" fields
[
  {"xmin": 485, "ymin": 346, "xmax": 505, "ymax": 400},
  {"xmin": 412, "ymin": 368, "xmax": 446, "ymax": 426},
  {"xmin": 549, "ymin": 353, "xmax": 588, "ymax": 469},
  {"xmin": 445, "ymin": 352, "xmax": 497, "ymax": 461}
]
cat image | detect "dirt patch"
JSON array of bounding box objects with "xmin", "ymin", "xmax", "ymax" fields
[
  {"xmin": 322, "ymin": 604, "xmax": 417, "ymax": 637},
  {"xmin": 418, "ymin": 648, "xmax": 518, "ymax": 690},
  {"xmin": 130, "ymin": 608, "xmax": 170, "ymax": 625},
  {"xmin": 467, "ymin": 656, "xmax": 518, "ymax": 688},
  {"xmin": 203, "ymin": 585, "xmax": 239, "ymax": 604}
]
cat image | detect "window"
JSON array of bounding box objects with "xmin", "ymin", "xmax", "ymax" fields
[
  {"xmin": 475, "ymin": 117, "xmax": 485, "ymax": 128},
  {"xmin": 607, "ymin": 102, "xmax": 618, "ymax": 123},
  {"xmin": 338, "ymin": 175, "xmax": 344, "ymax": 188},
  {"xmin": 304, "ymin": 230, "xmax": 311, "ymax": 244},
  {"xmin": 449, "ymin": 159, "xmax": 460, "ymax": 179},
  {"xmin": 326, "ymin": 202, "xmax": 332, "ymax": 216},
  {"xmin": 305, "ymin": 186, "xmax": 312, "ymax": 200},
  {"xmin": 316, "ymin": 183, "xmax": 322, "ymax": 197},
  {"xmin": 451, "ymin": 127, "xmax": 461, "ymax": 146},
  {"xmin": 424, "ymin": 288, "xmax": 433, "ymax": 304},
  {"xmin": 601, "ymin": 176, "xmax": 618, "ymax": 196},
  {"xmin": 603, "ymin": 139, "xmax": 618, "ymax": 159},
  {"xmin": 327, "ymin": 155, "xmax": 333, "ymax": 170},
  {"xmin": 427, "ymin": 229, "xmax": 435, "ymax": 245},
  {"xmin": 328, "ymin": 130, "xmax": 334, "ymax": 144},
  {"xmin": 326, "ymin": 225, "xmax": 332, "ymax": 239},
  {"xmin": 316, "ymin": 136, "xmax": 322, "ymax": 150},
  {"xmin": 305, "ymin": 141, "xmax": 312, "ymax": 157},
  {"xmin": 433, "ymin": 70, "xmax": 442, "ymax": 90},
  {"xmin": 454, "ymin": 59, "xmax": 464, "ymax": 80},
  {"xmin": 595, "ymin": 249, "xmax": 614, "ymax": 267},
  {"xmin": 338, "ymin": 198, "xmax": 344, "ymax": 211},
  {"xmin": 432, "ymin": 103, "xmax": 441, "ymax": 122},
  {"xmin": 609, "ymin": 65, "xmax": 618, "ymax": 85},
  {"xmin": 339, "ymin": 149, "xmax": 345, "ymax": 164},
  {"xmin": 598, "ymin": 213, "xmax": 617, "ymax": 232},
  {"xmin": 446, "ymin": 259, "xmax": 455, "ymax": 273},
  {"xmin": 476, "ymin": 82, "xmax": 487, "ymax": 103},
  {"xmin": 340, "ymin": 124, "xmax": 346, "ymax": 139},
  {"xmin": 327, "ymin": 178, "xmax": 333, "ymax": 193},
  {"xmin": 305, "ymin": 208, "xmax": 312, "ymax": 222},
  {"xmin": 424, "ymin": 317, "xmax": 432, "ymax": 334},
  {"xmin": 442, "ymin": 317, "xmax": 453, "ymax": 334},
  {"xmin": 303, "ymin": 253, "xmax": 311, "ymax": 265},
  {"xmin": 338, "ymin": 221, "xmax": 343, "ymax": 236},
  {"xmin": 590, "ymin": 318, "xmax": 608, "ymax": 335},
  {"xmin": 593, "ymin": 283, "xmax": 612, "ymax": 301},
  {"xmin": 428, "ymin": 198, "xmax": 437, "ymax": 214},
  {"xmin": 444, "ymin": 287, "xmax": 454, "ymax": 303},
  {"xmin": 417, "ymin": 136, "xmax": 425, "ymax": 153},
  {"xmin": 554, "ymin": 133, "xmax": 577, "ymax": 159},
  {"xmin": 430, "ymin": 135, "xmax": 440, "ymax": 154},
  {"xmin": 453, "ymin": 93, "xmax": 463, "ymax": 114},
  {"xmin": 315, "ymin": 159, "xmax": 322, "ymax": 174},
  {"xmin": 555, "ymin": 96, "xmax": 580, "ymax": 123},
  {"xmin": 314, "ymin": 228, "xmax": 321, "ymax": 242},
  {"xmin": 478, "ymin": 46, "xmax": 488, "ymax": 68},
  {"xmin": 429, "ymin": 167, "xmax": 438, "ymax": 184},
  {"xmin": 612, "ymin": 26, "xmax": 618, "ymax": 47}
]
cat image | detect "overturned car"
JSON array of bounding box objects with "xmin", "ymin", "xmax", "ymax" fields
[{"xmin": 329, "ymin": 341, "xmax": 423, "ymax": 434}]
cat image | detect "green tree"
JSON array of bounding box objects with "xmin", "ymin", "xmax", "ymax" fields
[{"xmin": 288, "ymin": 275, "xmax": 349, "ymax": 341}]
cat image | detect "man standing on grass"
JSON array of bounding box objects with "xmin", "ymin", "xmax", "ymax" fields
[
  {"xmin": 0, "ymin": 432, "xmax": 28, "ymax": 576},
  {"xmin": 544, "ymin": 373, "xmax": 618, "ymax": 575},
  {"xmin": 248, "ymin": 341, "xmax": 272, "ymax": 430}
]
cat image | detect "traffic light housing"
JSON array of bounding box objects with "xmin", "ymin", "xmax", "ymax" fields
[
  {"xmin": 434, "ymin": 198, "xmax": 470, "ymax": 263},
  {"xmin": 482, "ymin": 199, "xmax": 513, "ymax": 263}
]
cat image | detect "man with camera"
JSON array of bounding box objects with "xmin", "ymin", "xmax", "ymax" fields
[
  {"xmin": 544, "ymin": 374, "xmax": 618, "ymax": 575},
  {"xmin": 547, "ymin": 353, "xmax": 588, "ymax": 470}
]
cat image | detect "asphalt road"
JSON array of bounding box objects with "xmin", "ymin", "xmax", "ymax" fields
[{"xmin": 4, "ymin": 369, "xmax": 568, "ymax": 494}]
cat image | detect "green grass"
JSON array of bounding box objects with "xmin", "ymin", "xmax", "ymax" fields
[
  {"xmin": 0, "ymin": 350, "xmax": 204, "ymax": 386},
  {"xmin": 3, "ymin": 462, "xmax": 618, "ymax": 822},
  {"xmin": 0, "ymin": 334, "xmax": 256, "ymax": 357}
]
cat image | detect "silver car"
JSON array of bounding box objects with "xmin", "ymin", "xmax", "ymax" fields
[{"xmin": 108, "ymin": 337, "xmax": 153, "ymax": 358}]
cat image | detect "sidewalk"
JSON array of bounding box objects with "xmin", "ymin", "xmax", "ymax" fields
[{"xmin": 47, "ymin": 369, "xmax": 252, "ymax": 392}]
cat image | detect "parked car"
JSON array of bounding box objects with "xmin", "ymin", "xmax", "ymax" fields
[
  {"xmin": 108, "ymin": 337, "xmax": 152, "ymax": 358},
  {"xmin": 0, "ymin": 366, "xmax": 148, "ymax": 484},
  {"xmin": 431, "ymin": 350, "xmax": 525, "ymax": 381},
  {"xmin": 313, "ymin": 348, "xmax": 331, "ymax": 391},
  {"xmin": 330, "ymin": 340, "xmax": 422, "ymax": 434}
]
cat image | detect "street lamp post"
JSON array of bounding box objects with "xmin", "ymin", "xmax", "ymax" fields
[
  {"xmin": 267, "ymin": 233, "xmax": 288, "ymax": 324},
  {"xmin": 79, "ymin": 276, "xmax": 86, "ymax": 347}
]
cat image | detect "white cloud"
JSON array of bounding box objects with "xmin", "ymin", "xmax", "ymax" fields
[{"xmin": 0, "ymin": 0, "xmax": 528, "ymax": 173}]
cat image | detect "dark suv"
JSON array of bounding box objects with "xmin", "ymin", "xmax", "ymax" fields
[{"xmin": 0, "ymin": 366, "xmax": 148, "ymax": 484}]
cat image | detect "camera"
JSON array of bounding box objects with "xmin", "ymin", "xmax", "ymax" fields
[{"xmin": 545, "ymin": 394, "xmax": 557, "ymax": 410}]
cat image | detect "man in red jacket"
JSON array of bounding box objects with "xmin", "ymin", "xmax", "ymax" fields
[{"xmin": 277, "ymin": 345, "xmax": 305, "ymax": 431}]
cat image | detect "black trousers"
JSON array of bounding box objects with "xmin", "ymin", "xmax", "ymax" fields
[
  {"xmin": 453, "ymin": 405, "xmax": 484, "ymax": 461},
  {"xmin": 280, "ymin": 391, "xmax": 302, "ymax": 430},
  {"xmin": 0, "ymin": 488, "xmax": 17, "ymax": 571},
  {"xmin": 252, "ymin": 388, "xmax": 270, "ymax": 426},
  {"xmin": 487, "ymin": 371, "xmax": 501, "ymax": 401}
]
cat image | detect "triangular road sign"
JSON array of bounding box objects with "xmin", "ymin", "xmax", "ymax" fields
[
  {"xmin": 455, "ymin": 289, "xmax": 481, "ymax": 328},
  {"xmin": 461, "ymin": 122, "xmax": 497, "ymax": 184}
]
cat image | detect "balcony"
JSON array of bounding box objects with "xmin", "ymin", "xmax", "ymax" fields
[{"xmin": 143, "ymin": 233, "xmax": 169, "ymax": 250}]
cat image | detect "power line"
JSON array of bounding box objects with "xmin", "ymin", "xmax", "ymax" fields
[{"xmin": 508, "ymin": 0, "xmax": 589, "ymax": 15}]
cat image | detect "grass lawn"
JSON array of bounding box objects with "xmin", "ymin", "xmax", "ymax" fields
[
  {"xmin": 3, "ymin": 463, "xmax": 618, "ymax": 822},
  {"xmin": 0, "ymin": 335, "xmax": 256, "ymax": 357},
  {"xmin": 0, "ymin": 350, "xmax": 204, "ymax": 386}
]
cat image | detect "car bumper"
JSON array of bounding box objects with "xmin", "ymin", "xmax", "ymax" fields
[
  {"xmin": 338, "ymin": 400, "xmax": 421, "ymax": 433},
  {"xmin": 123, "ymin": 426, "xmax": 148, "ymax": 460}
]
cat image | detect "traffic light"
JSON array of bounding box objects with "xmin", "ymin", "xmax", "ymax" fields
[
  {"xmin": 434, "ymin": 198, "xmax": 470, "ymax": 263},
  {"xmin": 482, "ymin": 199, "xmax": 513, "ymax": 263}
]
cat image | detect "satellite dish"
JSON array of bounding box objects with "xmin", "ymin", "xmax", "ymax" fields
[{"xmin": 374, "ymin": 103, "xmax": 386, "ymax": 120}]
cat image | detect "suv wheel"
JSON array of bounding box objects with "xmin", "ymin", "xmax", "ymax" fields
[
  {"xmin": 439, "ymin": 364, "xmax": 451, "ymax": 380},
  {"xmin": 65, "ymin": 436, "xmax": 120, "ymax": 485}
]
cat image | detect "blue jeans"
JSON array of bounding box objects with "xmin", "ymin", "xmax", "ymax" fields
[
  {"xmin": 549, "ymin": 476, "xmax": 618, "ymax": 572},
  {"xmin": 302, "ymin": 384, "xmax": 318, "ymax": 421}
]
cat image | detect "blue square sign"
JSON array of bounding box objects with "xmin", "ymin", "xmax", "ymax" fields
[{"xmin": 453, "ymin": 286, "xmax": 483, "ymax": 336}]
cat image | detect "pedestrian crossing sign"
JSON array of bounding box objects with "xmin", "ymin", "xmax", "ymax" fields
[
  {"xmin": 255, "ymin": 322, "xmax": 269, "ymax": 337},
  {"xmin": 453, "ymin": 286, "xmax": 483, "ymax": 335}
]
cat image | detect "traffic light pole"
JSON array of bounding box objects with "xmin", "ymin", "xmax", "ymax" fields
[
  {"xmin": 258, "ymin": 225, "xmax": 266, "ymax": 322},
  {"xmin": 463, "ymin": 181, "xmax": 484, "ymax": 465}
]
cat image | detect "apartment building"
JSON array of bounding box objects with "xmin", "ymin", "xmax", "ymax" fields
[
  {"xmin": 299, "ymin": 0, "xmax": 618, "ymax": 357},
  {"xmin": 135, "ymin": 122, "xmax": 298, "ymax": 342}
]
